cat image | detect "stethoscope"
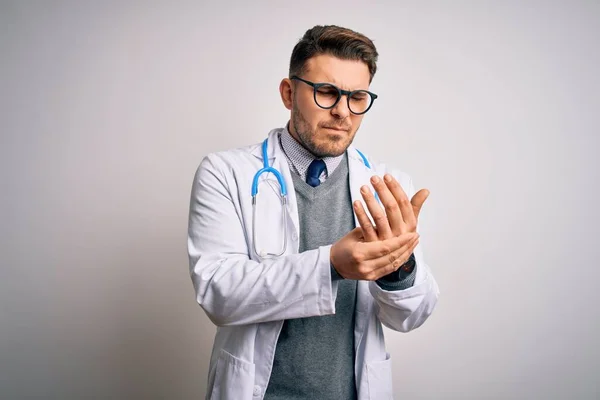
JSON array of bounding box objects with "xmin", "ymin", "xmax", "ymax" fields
[{"xmin": 251, "ymin": 137, "xmax": 376, "ymax": 258}]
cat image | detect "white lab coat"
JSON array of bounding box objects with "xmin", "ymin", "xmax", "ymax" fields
[{"xmin": 188, "ymin": 127, "xmax": 439, "ymax": 400}]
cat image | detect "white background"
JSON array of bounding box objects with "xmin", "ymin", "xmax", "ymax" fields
[{"xmin": 1, "ymin": 1, "xmax": 599, "ymax": 399}]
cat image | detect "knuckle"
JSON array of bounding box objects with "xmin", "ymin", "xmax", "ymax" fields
[
  {"xmin": 384, "ymin": 203, "xmax": 398, "ymax": 213},
  {"xmin": 373, "ymin": 213, "xmax": 387, "ymax": 223},
  {"xmin": 380, "ymin": 244, "xmax": 392, "ymax": 256},
  {"xmin": 352, "ymin": 251, "xmax": 365, "ymax": 264},
  {"xmin": 358, "ymin": 263, "xmax": 370, "ymax": 276},
  {"xmin": 361, "ymin": 221, "xmax": 374, "ymax": 230}
]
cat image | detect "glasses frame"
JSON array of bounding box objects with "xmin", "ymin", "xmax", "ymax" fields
[{"xmin": 290, "ymin": 75, "xmax": 378, "ymax": 115}]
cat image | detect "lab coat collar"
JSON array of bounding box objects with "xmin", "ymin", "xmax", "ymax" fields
[{"xmin": 249, "ymin": 127, "xmax": 285, "ymax": 164}]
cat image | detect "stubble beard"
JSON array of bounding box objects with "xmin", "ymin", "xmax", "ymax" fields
[{"xmin": 291, "ymin": 104, "xmax": 354, "ymax": 158}]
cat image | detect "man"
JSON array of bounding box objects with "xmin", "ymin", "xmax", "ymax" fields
[{"xmin": 188, "ymin": 25, "xmax": 439, "ymax": 400}]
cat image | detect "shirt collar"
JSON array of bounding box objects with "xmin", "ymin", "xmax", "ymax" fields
[{"xmin": 279, "ymin": 122, "xmax": 345, "ymax": 181}]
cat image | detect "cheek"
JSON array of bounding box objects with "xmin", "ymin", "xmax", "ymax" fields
[
  {"xmin": 349, "ymin": 115, "xmax": 365, "ymax": 133},
  {"xmin": 298, "ymin": 105, "xmax": 323, "ymax": 128},
  {"xmin": 296, "ymin": 91, "xmax": 317, "ymax": 110},
  {"xmin": 350, "ymin": 114, "xmax": 364, "ymax": 125}
]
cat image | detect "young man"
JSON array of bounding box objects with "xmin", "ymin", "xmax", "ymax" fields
[{"xmin": 188, "ymin": 25, "xmax": 439, "ymax": 400}]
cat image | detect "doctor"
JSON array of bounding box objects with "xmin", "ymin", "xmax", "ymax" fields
[{"xmin": 188, "ymin": 24, "xmax": 439, "ymax": 400}]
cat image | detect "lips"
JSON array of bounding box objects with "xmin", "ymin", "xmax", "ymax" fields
[{"xmin": 323, "ymin": 126, "xmax": 349, "ymax": 132}]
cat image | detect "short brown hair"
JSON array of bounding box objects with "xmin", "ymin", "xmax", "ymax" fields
[{"xmin": 289, "ymin": 25, "xmax": 379, "ymax": 83}]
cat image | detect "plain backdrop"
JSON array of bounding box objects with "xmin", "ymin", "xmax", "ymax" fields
[{"xmin": 1, "ymin": 1, "xmax": 599, "ymax": 399}]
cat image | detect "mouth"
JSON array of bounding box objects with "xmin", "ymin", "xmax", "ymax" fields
[{"xmin": 323, "ymin": 127, "xmax": 349, "ymax": 132}]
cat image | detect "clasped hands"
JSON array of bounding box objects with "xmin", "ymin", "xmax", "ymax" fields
[{"xmin": 330, "ymin": 174, "xmax": 429, "ymax": 281}]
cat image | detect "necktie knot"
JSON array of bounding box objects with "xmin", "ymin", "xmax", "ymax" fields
[{"xmin": 306, "ymin": 159, "xmax": 326, "ymax": 187}]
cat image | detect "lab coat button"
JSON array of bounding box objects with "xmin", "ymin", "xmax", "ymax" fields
[
  {"xmin": 292, "ymin": 232, "xmax": 298, "ymax": 241},
  {"xmin": 253, "ymin": 385, "xmax": 262, "ymax": 396}
]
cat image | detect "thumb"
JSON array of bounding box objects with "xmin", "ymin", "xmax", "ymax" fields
[
  {"xmin": 411, "ymin": 189, "xmax": 430, "ymax": 220},
  {"xmin": 349, "ymin": 226, "xmax": 364, "ymax": 239}
]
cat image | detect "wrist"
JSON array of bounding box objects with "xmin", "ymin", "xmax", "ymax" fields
[
  {"xmin": 330, "ymin": 263, "xmax": 344, "ymax": 280},
  {"xmin": 379, "ymin": 253, "xmax": 416, "ymax": 282}
]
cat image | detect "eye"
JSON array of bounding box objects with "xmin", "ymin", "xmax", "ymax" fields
[
  {"xmin": 316, "ymin": 84, "xmax": 339, "ymax": 96},
  {"xmin": 317, "ymin": 89, "xmax": 338, "ymax": 97},
  {"xmin": 351, "ymin": 91, "xmax": 369, "ymax": 101}
]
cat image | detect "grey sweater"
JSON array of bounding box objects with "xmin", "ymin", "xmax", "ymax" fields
[
  {"xmin": 264, "ymin": 154, "xmax": 358, "ymax": 399},
  {"xmin": 264, "ymin": 153, "xmax": 417, "ymax": 399}
]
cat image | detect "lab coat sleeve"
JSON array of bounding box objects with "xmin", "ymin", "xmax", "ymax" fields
[
  {"xmin": 368, "ymin": 173, "xmax": 440, "ymax": 332},
  {"xmin": 187, "ymin": 154, "xmax": 339, "ymax": 327}
]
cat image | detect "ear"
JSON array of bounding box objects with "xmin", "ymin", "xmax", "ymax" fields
[{"xmin": 279, "ymin": 78, "xmax": 293, "ymax": 110}]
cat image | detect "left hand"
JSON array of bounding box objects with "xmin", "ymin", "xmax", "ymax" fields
[{"xmin": 353, "ymin": 173, "xmax": 430, "ymax": 242}]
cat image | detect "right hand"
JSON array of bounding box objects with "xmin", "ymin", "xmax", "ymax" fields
[{"xmin": 330, "ymin": 227, "xmax": 419, "ymax": 281}]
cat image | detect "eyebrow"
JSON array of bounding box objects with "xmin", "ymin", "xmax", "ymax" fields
[{"xmin": 320, "ymin": 77, "xmax": 366, "ymax": 91}]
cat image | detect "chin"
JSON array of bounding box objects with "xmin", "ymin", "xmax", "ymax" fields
[{"xmin": 314, "ymin": 140, "xmax": 350, "ymax": 158}]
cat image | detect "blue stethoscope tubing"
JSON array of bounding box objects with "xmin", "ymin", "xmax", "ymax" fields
[{"xmin": 251, "ymin": 138, "xmax": 375, "ymax": 258}]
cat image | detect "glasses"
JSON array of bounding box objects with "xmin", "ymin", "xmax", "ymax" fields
[{"xmin": 291, "ymin": 75, "xmax": 378, "ymax": 115}]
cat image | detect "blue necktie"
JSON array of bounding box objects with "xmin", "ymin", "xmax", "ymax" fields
[{"xmin": 306, "ymin": 159, "xmax": 326, "ymax": 187}]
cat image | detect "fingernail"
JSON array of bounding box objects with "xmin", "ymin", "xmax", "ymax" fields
[
  {"xmin": 361, "ymin": 185, "xmax": 369, "ymax": 194},
  {"xmin": 371, "ymin": 176, "xmax": 380, "ymax": 184},
  {"xmin": 384, "ymin": 174, "xmax": 392, "ymax": 183}
]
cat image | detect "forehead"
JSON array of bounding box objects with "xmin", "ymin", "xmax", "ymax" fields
[{"xmin": 303, "ymin": 54, "xmax": 371, "ymax": 90}]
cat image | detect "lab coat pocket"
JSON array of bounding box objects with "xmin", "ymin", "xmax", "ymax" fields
[
  {"xmin": 210, "ymin": 349, "xmax": 256, "ymax": 400},
  {"xmin": 365, "ymin": 352, "xmax": 393, "ymax": 399}
]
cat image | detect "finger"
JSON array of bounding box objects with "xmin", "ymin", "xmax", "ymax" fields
[
  {"xmin": 368, "ymin": 236, "xmax": 420, "ymax": 280},
  {"xmin": 384, "ymin": 174, "xmax": 416, "ymax": 232},
  {"xmin": 361, "ymin": 184, "xmax": 393, "ymax": 239},
  {"xmin": 370, "ymin": 175, "xmax": 405, "ymax": 236},
  {"xmin": 353, "ymin": 200, "xmax": 378, "ymax": 242},
  {"xmin": 373, "ymin": 237, "xmax": 420, "ymax": 279},
  {"xmin": 348, "ymin": 226, "xmax": 365, "ymax": 240},
  {"xmin": 411, "ymin": 189, "xmax": 430, "ymax": 221},
  {"xmin": 367, "ymin": 233, "xmax": 419, "ymax": 273},
  {"xmin": 357, "ymin": 231, "xmax": 418, "ymax": 262}
]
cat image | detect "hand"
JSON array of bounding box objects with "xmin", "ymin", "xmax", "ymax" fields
[
  {"xmin": 330, "ymin": 228, "xmax": 420, "ymax": 280},
  {"xmin": 354, "ymin": 174, "xmax": 429, "ymax": 242}
]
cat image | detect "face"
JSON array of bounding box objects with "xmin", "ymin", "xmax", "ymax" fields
[{"xmin": 280, "ymin": 54, "xmax": 372, "ymax": 158}]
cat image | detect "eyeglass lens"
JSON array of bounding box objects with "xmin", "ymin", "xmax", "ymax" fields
[{"xmin": 314, "ymin": 84, "xmax": 373, "ymax": 114}]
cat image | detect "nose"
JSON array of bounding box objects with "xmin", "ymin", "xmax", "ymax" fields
[{"xmin": 330, "ymin": 95, "xmax": 351, "ymax": 119}]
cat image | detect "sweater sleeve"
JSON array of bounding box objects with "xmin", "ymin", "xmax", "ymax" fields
[{"xmin": 375, "ymin": 253, "xmax": 416, "ymax": 291}]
